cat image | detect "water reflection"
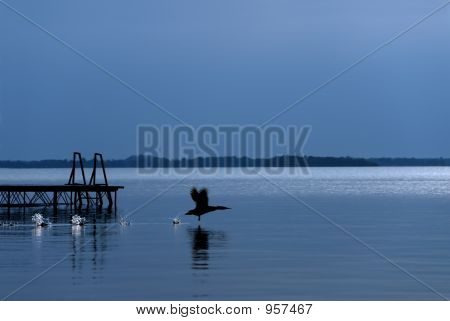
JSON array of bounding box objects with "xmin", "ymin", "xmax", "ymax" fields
[
  {"xmin": 71, "ymin": 225, "xmax": 84, "ymax": 237},
  {"xmin": 33, "ymin": 225, "xmax": 47, "ymax": 239},
  {"xmin": 188, "ymin": 226, "xmax": 227, "ymax": 270},
  {"xmin": 70, "ymin": 215, "xmax": 118, "ymax": 283},
  {"xmin": 0, "ymin": 207, "xmax": 119, "ymax": 284}
]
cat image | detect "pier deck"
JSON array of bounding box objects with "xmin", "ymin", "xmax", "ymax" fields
[{"xmin": 0, "ymin": 185, "xmax": 124, "ymax": 209}]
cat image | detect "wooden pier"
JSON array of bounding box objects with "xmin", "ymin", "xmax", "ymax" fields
[
  {"xmin": 0, "ymin": 184, "xmax": 123, "ymax": 209},
  {"xmin": 0, "ymin": 153, "xmax": 124, "ymax": 211}
]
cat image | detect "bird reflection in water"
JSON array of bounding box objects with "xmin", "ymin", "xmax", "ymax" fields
[{"xmin": 188, "ymin": 226, "xmax": 227, "ymax": 270}]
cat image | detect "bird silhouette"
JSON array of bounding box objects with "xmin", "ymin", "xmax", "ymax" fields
[{"xmin": 185, "ymin": 188, "xmax": 230, "ymax": 221}]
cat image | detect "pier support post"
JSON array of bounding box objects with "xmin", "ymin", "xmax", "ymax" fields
[
  {"xmin": 107, "ymin": 192, "xmax": 113, "ymax": 211},
  {"xmin": 53, "ymin": 191, "xmax": 58, "ymax": 211},
  {"xmin": 77, "ymin": 192, "xmax": 82, "ymax": 209}
]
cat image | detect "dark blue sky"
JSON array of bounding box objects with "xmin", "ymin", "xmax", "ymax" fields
[{"xmin": 1, "ymin": 0, "xmax": 449, "ymax": 160}]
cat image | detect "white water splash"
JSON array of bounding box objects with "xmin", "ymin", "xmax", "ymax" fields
[
  {"xmin": 32, "ymin": 213, "xmax": 49, "ymax": 227},
  {"xmin": 71, "ymin": 215, "xmax": 86, "ymax": 226},
  {"xmin": 119, "ymin": 217, "xmax": 131, "ymax": 226},
  {"xmin": 171, "ymin": 217, "xmax": 181, "ymax": 225}
]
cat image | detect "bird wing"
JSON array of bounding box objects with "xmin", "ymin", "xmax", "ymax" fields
[
  {"xmin": 198, "ymin": 188, "xmax": 209, "ymax": 207},
  {"xmin": 191, "ymin": 187, "xmax": 208, "ymax": 208},
  {"xmin": 191, "ymin": 187, "xmax": 200, "ymax": 203}
]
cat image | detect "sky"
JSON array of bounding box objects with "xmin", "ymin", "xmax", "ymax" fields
[{"xmin": 1, "ymin": 0, "xmax": 450, "ymax": 160}]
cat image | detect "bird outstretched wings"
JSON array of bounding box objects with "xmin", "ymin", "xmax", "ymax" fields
[{"xmin": 191, "ymin": 187, "xmax": 209, "ymax": 208}]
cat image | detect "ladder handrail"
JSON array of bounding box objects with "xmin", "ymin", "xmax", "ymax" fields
[
  {"xmin": 67, "ymin": 152, "xmax": 87, "ymax": 185},
  {"xmin": 89, "ymin": 153, "xmax": 109, "ymax": 186}
]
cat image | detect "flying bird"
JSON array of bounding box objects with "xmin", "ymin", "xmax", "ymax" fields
[{"xmin": 186, "ymin": 188, "xmax": 230, "ymax": 221}]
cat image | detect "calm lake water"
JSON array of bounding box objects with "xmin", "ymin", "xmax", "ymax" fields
[{"xmin": 1, "ymin": 167, "xmax": 450, "ymax": 300}]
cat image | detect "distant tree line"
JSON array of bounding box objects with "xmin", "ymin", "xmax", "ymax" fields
[
  {"xmin": 1, "ymin": 155, "xmax": 449, "ymax": 168},
  {"xmin": 368, "ymin": 157, "xmax": 450, "ymax": 166}
]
